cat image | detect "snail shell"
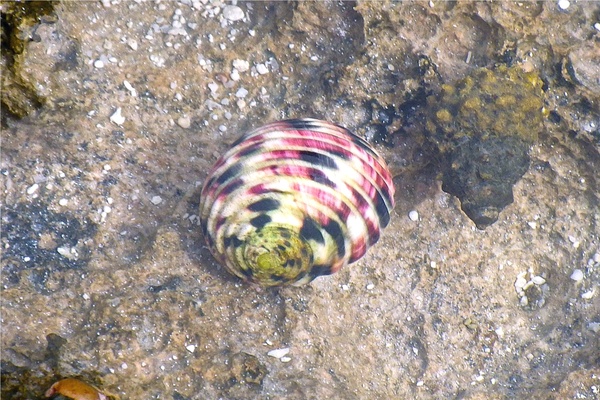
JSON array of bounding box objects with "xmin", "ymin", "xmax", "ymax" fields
[
  {"xmin": 45, "ymin": 378, "xmax": 107, "ymax": 400},
  {"xmin": 200, "ymin": 118, "xmax": 395, "ymax": 286}
]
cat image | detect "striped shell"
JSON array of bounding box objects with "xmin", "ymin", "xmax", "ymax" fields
[{"xmin": 200, "ymin": 118, "xmax": 395, "ymax": 286}]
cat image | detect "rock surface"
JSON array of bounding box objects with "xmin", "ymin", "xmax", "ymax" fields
[{"xmin": 2, "ymin": 1, "xmax": 599, "ymax": 399}]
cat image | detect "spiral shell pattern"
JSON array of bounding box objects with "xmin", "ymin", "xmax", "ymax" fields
[{"xmin": 200, "ymin": 118, "xmax": 395, "ymax": 286}]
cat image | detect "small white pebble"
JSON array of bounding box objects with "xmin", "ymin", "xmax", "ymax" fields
[
  {"xmin": 408, "ymin": 210, "xmax": 419, "ymax": 222},
  {"xmin": 58, "ymin": 198, "xmax": 68, "ymax": 206},
  {"xmin": 94, "ymin": 59, "xmax": 105, "ymax": 69},
  {"xmin": 581, "ymin": 289, "xmax": 595, "ymax": 299},
  {"xmin": 121, "ymin": 362, "xmax": 128, "ymax": 370},
  {"xmin": 110, "ymin": 107, "xmax": 125, "ymax": 125},
  {"xmin": 186, "ymin": 344, "xmax": 196, "ymax": 353},
  {"xmin": 26, "ymin": 183, "xmax": 39, "ymax": 195},
  {"xmin": 531, "ymin": 276, "xmax": 546, "ymax": 285},
  {"xmin": 558, "ymin": 0, "xmax": 570, "ymax": 10},
  {"xmin": 233, "ymin": 59, "xmax": 250, "ymax": 72},
  {"xmin": 151, "ymin": 195, "xmax": 163, "ymax": 205},
  {"xmin": 208, "ymin": 82, "xmax": 219, "ymax": 93},
  {"xmin": 267, "ymin": 348, "xmax": 290, "ymax": 359},
  {"xmin": 570, "ymin": 269, "xmax": 584, "ymax": 282},
  {"xmin": 416, "ymin": 380, "xmax": 424, "ymax": 387},
  {"xmin": 222, "ymin": 5, "xmax": 244, "ymax": 21},
  {"xmin": 593, "ymin": 252, "xmax": 600, "ymax": 263},
  {"xmin": 366, "ymin": 283, "xmax": 375, "ymax": 290},
  {"xmin": 515, "ymin": 276, "xmax": 528, "ymax": 290},
  {"xmin": 103, "ymin": 164, "xmax": 111, "ymax": 171},
  {"xmin": 280, "ymin": 356, "xmax": 292, "ymax": 363},
  {"xmin": 341, "ymin": 284, "xmax": 349, "ymax": 291},
  {"xmin": 430, "ymin": 261, "xmax": 437, "ymax": 269},
  {"xmin": 219, "ymin": 125, "xmax": 227, "ymax": 132},
  {"xmin": 127, "ymin": 39, "xmax": 138, "ymax": 50},
  {"xmin": 594, "ymin": 22, "xmax": 600, "ymax": 32},
  {"xmin": 235, "ymin": 87, "xmax": 248, "ymax": 98},
  {"xmin": 568, "ymin": 236, "xmax": 580, "ymax": 249},
  {"xmin": 123, "ymin": 80, "xmax": 135, "ymax": 91},
  {"xmin": 256, "ymin": 63, "xmax": 269, "ymax": 75},
  {"xmin": 588, "ymin": 322, "xmax": 600, "ymax": 333},
  {"xmin": 527, "ymin": 221, "xmax": 537, "ymax": 229},
  {"xmin": 177, "ymin": 116, "xmax": 191, "ymax": 129}
]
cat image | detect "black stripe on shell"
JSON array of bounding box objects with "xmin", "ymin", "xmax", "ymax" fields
[
  {"xmin": 328, "ymin": 149, "xmax": 350, "ymax": 161},
  {"xmin": 224, "ymin": 236, "xmax": 244, "ymax": 249},
  {"xmin": 309, "ymin": 169, "xmax": 336, "ymax": 188},
  {"xmin": 250, "ymin": 214, "xmax": 272, "ymax": 229},
  {"xmin": 300, "ymin": 217, "xmax": 325, "ymax": 243},
  {"xmin": 248, "ymin": 198, "xmax": 281, "ymax": 212},
  {"xmin": 269, "ymin": 274, "xmax": 286, "ymax": 283},
  {"xmin": 215, "ymin": 163, "xmax": 242, "ymax": 185},
  {"xmin": 374, "ymin": 190, "xmax": 391, "ymax": 228},
  {"xmin": 310, "ymin": 264, "xmax": 333, "ymax": 278},
  {"xmin": 285, "ymin": 119, "xmax": 323, "ymax": 130},
  {"xmin": 298, "ymin": 150, "xmax": 338, "ymax": 170},
  {"xmin": 230, "ymin": 132, "xmax": 251, "ymax": 148},
  {"xmin": 220, "ymin": 179, "xmax": 244, "ymax": 196},
  {"xmin": 323, "ymin": 220, "xmax": 345, "ymax": 258},
  {"xmin": 237, "ymin": 145, "xmax": 261, "ymax": 158}
]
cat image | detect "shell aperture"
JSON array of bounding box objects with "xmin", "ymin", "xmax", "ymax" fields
[{"xmin": 199, "ymin": 118, "xmax": 395, "ymax": 286}]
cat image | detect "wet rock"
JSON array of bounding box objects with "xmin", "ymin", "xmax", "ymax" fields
[
  {"xmin": 441, "ymin": 136, "xmax": 530, "ymax": 229},
  {"xmin": 203, "ymin": 351, "xmax": 268, "ymax": 397},
  {"xmin": 0, "ymin": 2, "xmax": 55, "ymax": 119},
  {"xmin": 567, "ymin": 42, "xmax": 600, "ymax": 95},
  {"xmin": 230, "ymin": 352, "xmax": 267, "ymax": 386},
  {"xmin": 1, "ymin": 201, "xmax": 97, "ymax": 292},
  {"xmin": 426, "ymin": 65, "xmax": 545, "ymax": 228},
  {"xmin": 0, "ymin": 1, "xmax": 81, "ymax": 123}
]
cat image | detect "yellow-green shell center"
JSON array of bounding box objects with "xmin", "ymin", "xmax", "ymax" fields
[{"xmin": 240, "ymin": 225, "xmax": 313, "ymax": 286}]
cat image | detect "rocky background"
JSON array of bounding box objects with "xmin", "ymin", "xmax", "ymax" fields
[{"xmin": 2, "ymin": 1, "xmax": 599, "ymax": 399}]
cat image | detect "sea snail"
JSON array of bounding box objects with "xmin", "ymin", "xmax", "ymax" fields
[
  {"xmin": 200, "ymin": 118, "xmax": 395, "ymax": 286},
  {"xmin": 45, "ymin": 378, "xmax": 107, "ymax": 400}
]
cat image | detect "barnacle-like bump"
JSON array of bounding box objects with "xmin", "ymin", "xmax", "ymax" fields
[{"xmin": 200, "ymin": 118, "xmax": 395, "ymax": 286}]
